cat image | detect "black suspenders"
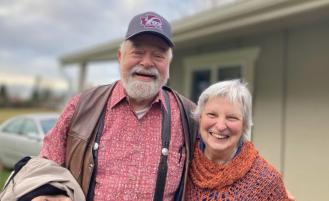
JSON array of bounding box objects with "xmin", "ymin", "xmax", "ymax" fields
[
  {"xmin": 88, "ymin": 89, "xmax": 172, "ymax": 201},
  {"xmin": 87, "ymin": 106, "xmax": 106, "ymax": 201},
  {"xmin": 153, "ymin": 89, "xmax": 171, "ymax": 201}
]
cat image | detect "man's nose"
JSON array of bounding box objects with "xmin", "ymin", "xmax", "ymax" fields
[{"xmin": 140, "ymin": 53, "xmax": 154, "ymax": 68}]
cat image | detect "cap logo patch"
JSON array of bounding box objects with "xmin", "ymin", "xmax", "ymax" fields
[{"xmin": 140, "ymin": 15, "xmax": 162, "ymax": 30}]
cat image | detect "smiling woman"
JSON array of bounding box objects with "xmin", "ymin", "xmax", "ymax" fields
[
  {"xmin": 199, "ymin": 96, "xmax": 244, "ymax": 164},
  {"xmin": 186, "ymin": 79, "xmax": 290, "ymax": 201}
]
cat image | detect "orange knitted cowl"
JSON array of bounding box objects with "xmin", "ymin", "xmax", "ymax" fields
[
  {"xmin": 187, "ymin": 141, "xmax": 289, "ymax": 201},
  {"xmin": 190, "ymin": 141, "xmax": 258, "ymax": 190}
]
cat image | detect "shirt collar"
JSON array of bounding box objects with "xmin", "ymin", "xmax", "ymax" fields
[{"xmin": 110, "ymin": 80, "xmax": 168, "ymax": 112}]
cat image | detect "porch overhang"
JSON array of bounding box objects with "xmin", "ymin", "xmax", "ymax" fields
[{"xmin": 59, "ymin": 0, "xmax": 329, "ymax": 65}]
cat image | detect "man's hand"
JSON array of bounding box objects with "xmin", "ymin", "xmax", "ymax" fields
[{"xmin": 31, "ymin": 195, "xmax": 72, "ymax": 201}]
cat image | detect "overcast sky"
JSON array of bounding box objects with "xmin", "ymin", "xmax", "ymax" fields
[{"xmin": 0, "ymin": 0, "xmax": 237, "ymax": 89}]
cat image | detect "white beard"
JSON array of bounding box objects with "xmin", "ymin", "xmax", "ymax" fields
[{"xmin": 121, "ymin": 66, "xmax": 168, "ymax": 102}]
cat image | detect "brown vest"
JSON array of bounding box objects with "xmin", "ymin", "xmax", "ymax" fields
[{"xmin": 64, "ymin": 83, "xmax": 198, "ymax": 200}]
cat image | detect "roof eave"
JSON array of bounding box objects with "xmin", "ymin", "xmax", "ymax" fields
[
  {"xmin": 59, "ymin": 0, "xmax": 329, "ymax": 65},
  {"xmin": 172, "ymin": 0, "xmax": 329, "ymax": 45}
]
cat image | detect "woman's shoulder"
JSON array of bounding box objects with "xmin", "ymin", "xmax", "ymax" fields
[
  {"xmin": 251, "ymin": 155, "xmax": 283, "ymax": 180},
  {"xmin": 245, "ymin": 154, "xmax": 289, "ymax": 200}
]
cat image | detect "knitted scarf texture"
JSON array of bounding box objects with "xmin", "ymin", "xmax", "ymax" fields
[{"xmin": 186, "ymin": 141, "xmax": 289, "ymax": 201}]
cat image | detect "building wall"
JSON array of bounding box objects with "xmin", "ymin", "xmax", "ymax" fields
[
  {"xmin": 170, "ymin": 20, "xmax": 329, "ymax": 200},
  {"xmin": 284, "ymin": 21, "xmax": 329, "ymax": 200},
  {"xmin": 245, "ymin": 31, "xmax": 285, "ymax": 173}
]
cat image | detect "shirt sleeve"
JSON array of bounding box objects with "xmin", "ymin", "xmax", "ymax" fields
[{"xmin": 39, "ymin": 94, "xmax": 81, "ymax": 165}]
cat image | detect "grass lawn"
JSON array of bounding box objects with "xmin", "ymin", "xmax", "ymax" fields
[
  {"xmin": 0, "ymin": 107, "xmax": 57, "ymax": 123},
  {"xmin": 0, "ymin": 169, "xmax": 10, "ymax": 189},
  {"xmin": 0, "ymin": 107, "xmax": 58, "ymax": 189}
]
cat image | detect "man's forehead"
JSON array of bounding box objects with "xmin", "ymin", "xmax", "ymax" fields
[{"xmin": 128, "ymin": 33, "xmax": 170, "ymax": 50}]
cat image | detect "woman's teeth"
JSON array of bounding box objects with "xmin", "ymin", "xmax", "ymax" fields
[{"xmin": 209, "ymin": 130, "xmax": 229, "ymax": 139}]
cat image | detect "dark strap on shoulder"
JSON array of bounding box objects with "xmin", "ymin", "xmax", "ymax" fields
[
  {"xmin": 153, "ymin": 89, "xmax": 171, "ymax": 201},
  {"xmin": 82, "ymin": 87, "xmax": 172, "ymax": 201},
  {"xmin": 86, "ymin": 106, "xmax": 107, "ymax": 200},
  {"xmin": 66, "ymin": 83, "xmax": 115, "ymax": 198}
]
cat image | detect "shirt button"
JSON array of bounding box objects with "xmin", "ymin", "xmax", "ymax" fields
[
  {"xmin": 93, "ymin": 142, "xmax": 99, "ymax": 151},
  {"xmin": 162, "ymin": 148, "xmax": 169, "ymax": 156}
]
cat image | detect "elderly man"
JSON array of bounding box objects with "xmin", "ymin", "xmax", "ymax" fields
[{"xmin": 36, "ymin": 11, "xmax": 197, "ymax": 201}]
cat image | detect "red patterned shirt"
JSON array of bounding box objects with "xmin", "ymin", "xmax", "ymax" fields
[{"xmin": 40, "ymin": 81, "xmax": 185, "ymax": 201}]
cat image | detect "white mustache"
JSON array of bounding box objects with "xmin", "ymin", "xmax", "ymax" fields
[{"xmin": 130, "ymin": 66, "xmax": 160, "ymax": 78}]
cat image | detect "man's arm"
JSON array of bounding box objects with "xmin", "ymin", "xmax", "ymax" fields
[{"xmin": 39, "ymin": 95, "xmax": 80, "ymax": 165}]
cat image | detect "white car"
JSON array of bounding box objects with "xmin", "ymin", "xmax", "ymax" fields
[{"xmin": 0, "ymin": 113, "xmax": 58, "ymax": 169}]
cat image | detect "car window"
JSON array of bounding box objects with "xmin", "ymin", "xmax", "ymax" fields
[
  {"xmin": 2, "ymin": 118, "xmax": 25, "ymax": 134},
  {"xmin": 21, "ymin": 119, "xmax": 38, "ymax": 135},
  {"xmin": 40, "ymin": 118, "xmax": 57, "ymax": 134}
]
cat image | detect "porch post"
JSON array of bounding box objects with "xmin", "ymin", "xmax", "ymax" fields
[{"xmin": 78, "ymin": 62, "xmax": 87, "ymax": 91}]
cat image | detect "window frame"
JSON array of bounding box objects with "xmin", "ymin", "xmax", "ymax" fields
[{"xmin": 183, "ymin": 47, "xmax": 260, "ymax": 98}]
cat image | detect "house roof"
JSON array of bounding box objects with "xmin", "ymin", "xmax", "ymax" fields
[{"xmin": 60, "ymin": 0, "xmax": 329, "ymax": 65}]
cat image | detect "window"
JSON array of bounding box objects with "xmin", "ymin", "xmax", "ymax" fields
[
  {"xmin": 40, "ymin": 118, "xmax": 57, "ymax": 134},
  {"xmin": 191, "ymin": 69, "xmax": 211, "ymax": 102},
  {"xmin": 21, "ymin": 119, "xmax": 38, "ymax": 135},
  {"xmin": 217, "ymin": 66, "xmax": 241, "ymax": 81},
  {"xmin": 184, "ymin": 47, "xmax": 260, "ymax": 102},
  {"xmin": 2, "ymin": 118, "xmax": 25, "ymax": 134}
]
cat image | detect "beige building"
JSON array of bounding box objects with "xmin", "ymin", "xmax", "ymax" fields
[{"xmin": 59, "ymin": 0, "xmax": 329, "ymax": 200}]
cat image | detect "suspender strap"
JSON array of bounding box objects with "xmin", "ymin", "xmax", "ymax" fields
[
  {"xmin": 86, "ymin": 106, "xmax": 107, "ymax": 200},
  {"xmin": 153, "ymin": 89, "xmax": 171, "ymax": 201},
  {"xmin": 87, "ymin": 88, "xmax": 172, "ymax": 201}
]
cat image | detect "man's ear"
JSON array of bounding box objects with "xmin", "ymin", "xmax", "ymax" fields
[{"xmin": 117, "ymin": 50, "xmax": 122, "ymax": 64}]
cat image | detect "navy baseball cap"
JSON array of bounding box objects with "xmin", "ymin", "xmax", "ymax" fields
[{"xmin": 125, "ymin": 11, "xmax": 174, "ymax": 47}]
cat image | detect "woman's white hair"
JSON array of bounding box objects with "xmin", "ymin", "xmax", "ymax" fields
[{"xmin": 192, "ymin": 79, "xmax": 253, "ymax": 142}]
